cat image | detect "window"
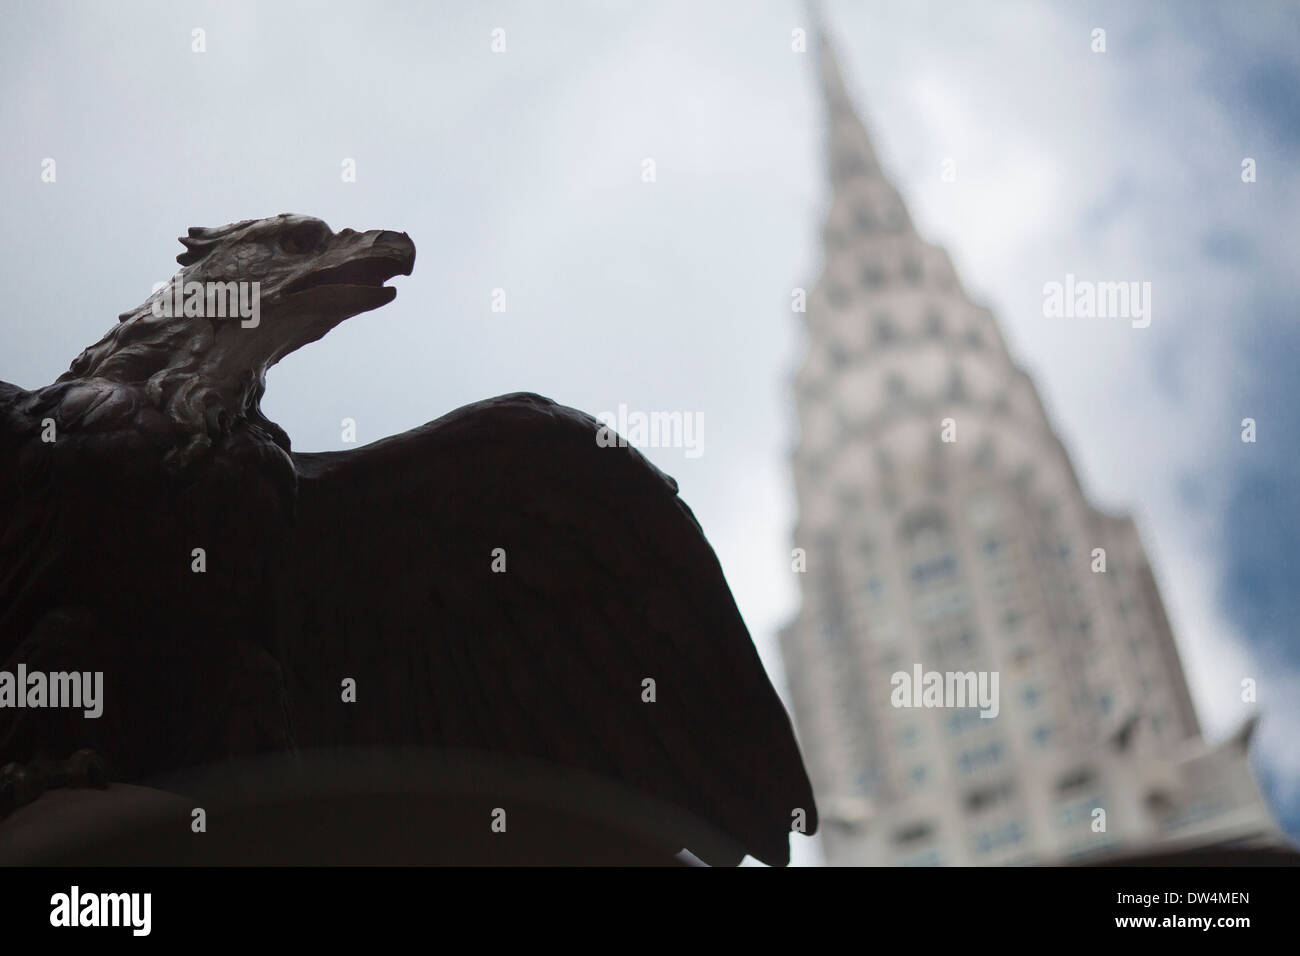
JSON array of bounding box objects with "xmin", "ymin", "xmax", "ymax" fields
[
  {"xmin": 964, "ymin": 781, "xmax": 1012, "ymax": 813},
  {"xmin": 958, "ymin": 740, "xmax": 1004, "ymax": 774},
  {"xmin": 826, "ymin": 283, "xmax": 850, "ymax": 308},
  {"xmin": 947, "ymin": 708, "xmax": 982, "ymax": 735},
  {"xmin": 902, "ymin": 510, "xmax": 949, "ymax": 541},
  {"xmin": 894, "ymin": 821, "xmax": 934, "ymax": 844},
  {"xmin": 947, "ymin": 370, "xmax": 967, "ymax": 402},
  {"xmin": 1032, "ymin": 723, "xmax": 1053, "ymax": 747},
  {"xmin": 909, "ymin": 764, "xmax": 928, "ymax": 787},
  {"xmin": 1056, "ymin": 768, "xmax": 1095, "ymax": 794},
  {"xmin": 861, "ymin": 264, "xmax": 886, "ymax": 288},
  {"xmin": 974, "ymin": 819, "xmax": 1023, "ymax": 854},
  {"xmin": 1161, "ymin": 794, "xmax": 1226, "ymax": 832},
  {"xmin": 1057, "ymin": 794, "xmax": 1105, "ymax": 827},
  {"xmin": 1022, "ymin": 684, "xmax": 1041, "ymax": 707},
  {"xmin": 902, "ymin": 255, "xmax": 922, "ymax": 284},
  {"xmin": 911, "ymin": 554, "xmax": 957, "ymax": 584},
  {"xmin": 875, "ymin": 313, "xmax": 897, "ymax": 343},
  {"xmin": 924, "ymin": 308, "xmax": 944, "ymax": 337},
  {"xmin": 1064, "ymin": 835, "xmax": 1118, "ymax": 861}
]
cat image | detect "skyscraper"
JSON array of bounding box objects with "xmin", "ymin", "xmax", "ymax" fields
[{"xmin": 779, "ymin": 22, "xmax": 1283, "ymax": 866}]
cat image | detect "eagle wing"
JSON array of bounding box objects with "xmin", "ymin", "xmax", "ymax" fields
[{"xmin": 283, "ymin": 392, "xmax": 816, "ymax": 864}]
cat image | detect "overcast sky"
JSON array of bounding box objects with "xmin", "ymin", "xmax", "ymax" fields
[{"xmin": 2, "ymin": 0, "xmax": 1297, "ymax": 864}]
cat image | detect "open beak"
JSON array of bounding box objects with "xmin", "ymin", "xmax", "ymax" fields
[{"xmin": 283, "ymin": 229, "xmax": 416, "ymax": 310}]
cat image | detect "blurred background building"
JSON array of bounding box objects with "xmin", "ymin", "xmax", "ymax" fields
[{"xmin": 778, "ymin": 22, "xmax": 1285, "ymax": 866}]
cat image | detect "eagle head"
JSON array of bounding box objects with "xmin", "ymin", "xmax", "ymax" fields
[
  {"xmin": 59, "ymin": 214, "xmax": 415, "ymax": 468},
  {"xmin": 165, "ymin": 213, "xmax": 415, "ymax": 369}
]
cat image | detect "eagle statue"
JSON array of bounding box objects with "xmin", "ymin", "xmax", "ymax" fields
[{"xmin": 0, "ymin": 214, "xmax": 816, "ymax": 865}]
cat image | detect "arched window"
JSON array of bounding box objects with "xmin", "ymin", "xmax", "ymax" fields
[
  {"xmin": 875, "ymin": 312, "xmax": 897, "ymax": 343},
  {"xmin": 861, "ymin": 263, "xmax": 886, "ymax": 289},
  {"xmin": 924, "ymin": 308, "xmax": 944, "ymax": 337}
]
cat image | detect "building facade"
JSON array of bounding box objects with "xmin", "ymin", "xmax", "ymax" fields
[{"xmin": 779, "ymin": 25, "xmax": 1283, "ymax": 866}]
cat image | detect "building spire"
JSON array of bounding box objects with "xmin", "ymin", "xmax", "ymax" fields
[
  {"xmin": 807, "ymin": 2, "xmax": 883, "ymax": 187},
  {"xmin": 807, "ymin": 0, "xmax": 848, "ymax": 116},
  {"xmin": 780, "ymin": 2, "xmax": 1280, "ymax": 868}
]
